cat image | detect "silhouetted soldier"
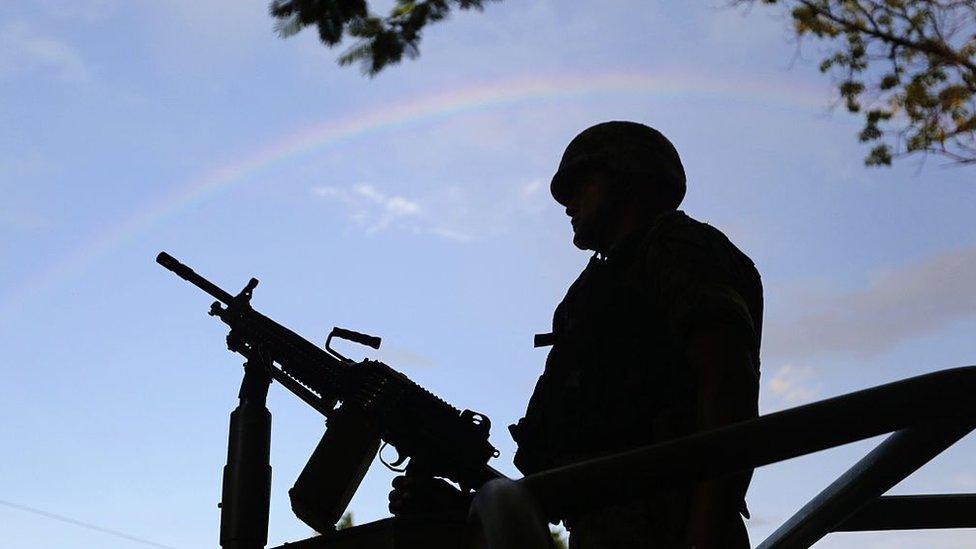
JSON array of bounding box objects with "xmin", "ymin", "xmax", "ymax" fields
[{"xmin": 391, "ymin": 121, "xmax": 762, "ymax": 548}]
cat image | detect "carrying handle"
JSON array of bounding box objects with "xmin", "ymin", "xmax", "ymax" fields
[
  {"xmin": 330, "ymin": 327, "xmax": 382, "ymax": 349},
  {"xmin": 325, "ymin": 326, "xmax": 382, "ymax": 362}
]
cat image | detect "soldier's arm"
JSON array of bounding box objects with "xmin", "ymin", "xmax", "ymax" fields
[
  {"xmin": 683, "ymin": 328, "xmax": 757, "ymax": 547},
  {"xmin": 647, "ymin": 221, "xmax": 760, "ymax": 547}
]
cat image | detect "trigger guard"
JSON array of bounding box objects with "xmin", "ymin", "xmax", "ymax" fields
[{"xmin": 380, "ymin": 442, "xmax": 409, "ymax": 473}]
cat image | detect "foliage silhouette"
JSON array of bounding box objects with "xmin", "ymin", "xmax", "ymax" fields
[
  {"xmin": 270, "ymin": 0, "xmax": 498, "ymax": 76},
  {"xmin": 736, "ymin": 0, "xmax": 976, "ymax": 166},
  {"xmin": 271, "ymin": 0, "xmax": 975, "ymax": 168}
]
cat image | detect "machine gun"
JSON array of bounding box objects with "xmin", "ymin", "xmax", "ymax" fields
[{"xmin": 157, "ymin": 252, "xmax": 503, "ymax": 539}]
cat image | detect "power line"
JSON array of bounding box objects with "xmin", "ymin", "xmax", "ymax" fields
[{"xmin": 0, "ymin": 498, "xmax": 179, "ymax": 549}]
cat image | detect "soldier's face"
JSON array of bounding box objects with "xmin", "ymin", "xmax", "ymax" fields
[{"xmin": 563, "ymin": 168, "xmax": 614, "ymax": 251}]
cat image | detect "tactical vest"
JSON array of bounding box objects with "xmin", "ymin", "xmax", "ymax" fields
[{"xmin": 512, "ymin": 215, "xmax": 696, "ymax": 473}]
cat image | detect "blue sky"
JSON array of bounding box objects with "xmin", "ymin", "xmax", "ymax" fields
[{"xmin": 1, "ymin": 1, "xmax": 975, "ymax": 547}]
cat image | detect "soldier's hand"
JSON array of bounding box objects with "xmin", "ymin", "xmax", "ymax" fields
[{"xmin": 387, "ymin": 475, "xmax": 471, "ymax": 518}]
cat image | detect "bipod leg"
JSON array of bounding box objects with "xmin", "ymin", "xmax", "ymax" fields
[{"xmin": 219, "ymin": 358, "xmax": 273, "ymax": 549}]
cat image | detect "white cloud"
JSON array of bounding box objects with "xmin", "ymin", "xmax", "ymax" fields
[
  {"xmin": 310, "ymin": 175, "xmax": 559, "ymax": 243},
  {"xmin": 311, "ymin": 184, "xmax": 462, "ymax": 239},
  {"xmin": 384, "ymin": 196, "xmax": 421, "ymax": 216},
  {"xmin": 764, "ymin": 363, "xmax": 820, "ymax": 411},
  {"xmin": 353, "ymin": 184, "xmax": 421, "ymax": 233},
  {"xmin": 351, "ymin": 184, "xmax": 421, "ymax": 218},
  {"xmin": 353, "ymin": 183, "xmax": 387, "ymax": 204},
  {"xmin": 764, "ymin": 244, "xmax": 976, "ymax": 361},
  {"xmin": 0, "ymin": 23, "xmax": 92, "ymax": 83}
]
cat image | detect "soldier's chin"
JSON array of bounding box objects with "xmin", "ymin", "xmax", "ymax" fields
[{"xmin": 572, "ymin": 231, "xmax": 596, "ymax": 251}]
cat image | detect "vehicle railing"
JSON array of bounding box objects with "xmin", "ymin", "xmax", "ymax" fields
[{"xmin": 468, "ymin": 366, "xmax": 976, "ymax": 549}]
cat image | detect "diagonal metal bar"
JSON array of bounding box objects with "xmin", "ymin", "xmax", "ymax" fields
[
  {"xmin": 757, "ymin": 418, "xmax": 976, "ymax": 549},
  {"xmin": 835, "ymin": 494, "xmax": 976, "ymax": 532}
]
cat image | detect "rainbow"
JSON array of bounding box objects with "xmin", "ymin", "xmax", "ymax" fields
[{"xmin": 1, "ymin": 70, "xmax": 827, "ymax": 316}]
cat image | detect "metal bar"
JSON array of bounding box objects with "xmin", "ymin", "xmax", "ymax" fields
[
  {"xmin": 835, "ymin": 494, "xmax": 976, "ymax": 532},
  {"xmin": 518, "ymin": 366, "xmax": 976, "ymax": 519},
  {"xmin": 758, "ymin": 418, "xmax": 976, "ymax": 549}
]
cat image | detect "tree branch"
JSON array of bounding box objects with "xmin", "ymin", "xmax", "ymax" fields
[{"xmin": 797, "ymin": 0, "xmax": 976, "ymax": 72}]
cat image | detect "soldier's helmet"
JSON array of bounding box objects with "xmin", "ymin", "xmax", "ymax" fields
[{"xmin": 550, "ymin": 121, "xmax": 686, "ymax": 209}]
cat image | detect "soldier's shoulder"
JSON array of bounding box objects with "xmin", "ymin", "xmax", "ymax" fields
[
  {"xmin": 645, "ymin": 211, "xmax": 730, "ymax": 253},
  {"xmin": 642, "ymin": 211, "xmax": 758, "ymax": 275}
]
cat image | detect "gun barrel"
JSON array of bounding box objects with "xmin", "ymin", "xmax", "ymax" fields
[{"xmin": 157, "ymin": 252, "xmax": 237, "ymax": 305}]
